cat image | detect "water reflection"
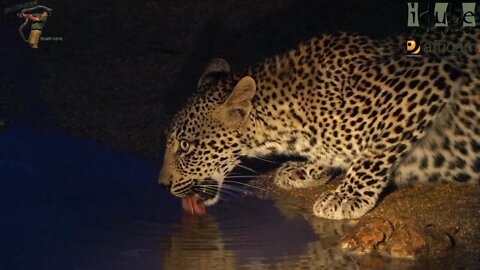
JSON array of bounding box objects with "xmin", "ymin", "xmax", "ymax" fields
[
  {"xmin": 0, "ymin": 127, "xmax": 427, "ymax": 269},
  {"xmin": 272, "ymin": 198, "xmax": 356, "ymax": 269},
  {"xmin": 162, "ymin": 215, "xmax": 237, "ymax": 270},
  {"xmin": 160, "ymin": 196, "xmax": 357, "ymax": 270},
  {"xmin": 160, "ymin": 193, "xmax": 427, "ymax": 270}
]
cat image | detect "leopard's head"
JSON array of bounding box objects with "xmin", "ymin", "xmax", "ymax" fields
[{"xmin": 158, "ymin": 59, "xmax": 257, "ymax": 210}]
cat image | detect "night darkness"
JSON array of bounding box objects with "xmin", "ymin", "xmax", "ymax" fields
[
  {"xmin": 1, "ymin": 0, "xmax": 405, "ymax": 158},
  {"xmin": 1, "ymin": 1, "xmax": 479, "ymax": 269}
]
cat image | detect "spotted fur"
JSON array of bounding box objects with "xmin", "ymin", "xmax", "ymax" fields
[{"xmin": 159, "ymin": 31, "xmax": 480, "ymax": 219}]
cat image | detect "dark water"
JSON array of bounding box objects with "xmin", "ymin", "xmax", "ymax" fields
[
  {"xmin": 2, "ymin": 127, "xmax": 464, "ymax": 270},
  {"xmin": 0, "ymin": 127, "xmax": 356, "ymax": 270}
]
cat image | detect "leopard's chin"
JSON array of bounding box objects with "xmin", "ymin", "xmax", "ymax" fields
[{"xmin": 203, "ymin": 192, "xmax": 220, "ymax": 206}]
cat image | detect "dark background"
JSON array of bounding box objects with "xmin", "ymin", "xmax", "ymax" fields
[
  {"xmin": 3, "ymin": 2, "xmax": 480, "ymax": 269},
  {"xmin": 0, "ymin": 0, "xmax": 406, "ymax": 159}
]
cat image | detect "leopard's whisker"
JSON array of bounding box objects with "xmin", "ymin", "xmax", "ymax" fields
[
  {"xmin": 223, "ymin": 180, "xmax": 266, "ymax": 191},
  {"xmin": 236, "ymin": 164, "xmax": 259, "ymax": 174},
  {"xmin": 196, "ymin": 184, "xmax": 245, "ymax": 195},
  {"xmin": 198, "ymin": 187, "xmax": 240, "ymax": 201},
  {"xmin": 248, "ymin": 156, "xmax": 280, "ymax": 164},
  {"xmin": 220, "ymin": 184, "xmax": 250, "ymax": 193},
  {"xmin": 193, "ymin": 187, "xmax": 222, "ymax": 200},
  {"xmin": 224, "ymin": 175, "xmax": 258, "ymax": 179}
]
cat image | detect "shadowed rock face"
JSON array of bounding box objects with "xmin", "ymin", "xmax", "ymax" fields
[{"xmin": 1, "ymin": 0, "xmax": 405, "ymax": 158}]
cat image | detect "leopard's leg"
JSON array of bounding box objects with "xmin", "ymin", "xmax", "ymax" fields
[
  {"xmin": 313, "ymin": 146, "xmax": 397, "ymax": 219},
  {"xmin": 313, "ymin": 57, "xmax": 460, "ymax": 220},
  {"xmin": 274, "ymin": 161, "xmax": 341, "ymax": 189},
  {"xmin": 393, "ymin": 118, "xmax": 480, "ymax": 185},
  {"xmin": 394, "ymin": 76, "xmax": 480, "ymax": 185}
]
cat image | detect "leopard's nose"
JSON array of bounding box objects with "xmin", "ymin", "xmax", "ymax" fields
[
  {"xmin": 158, "ymin": 176, "xmax": 172, "ymax": 191},
  {"xmin": 158, "ymin": 167, "xmax": 172, "ymax": 188}
]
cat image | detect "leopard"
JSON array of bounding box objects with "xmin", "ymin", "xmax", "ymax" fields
[{"xmin": 158, "ymin": 30, "xmax": 480, "ymax": 220}]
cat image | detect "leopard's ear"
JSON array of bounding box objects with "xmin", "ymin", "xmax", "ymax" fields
[
  {"xmin": 217, "ymin": 76, "xmax": 256, "ymax": 128},
  {"xmin": 197, "ymin": 58, "xmax": 231, "ymax": 88}
]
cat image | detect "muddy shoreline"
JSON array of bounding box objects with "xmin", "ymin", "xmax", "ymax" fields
[{"xmin": 251, "ymin": 173, "xmax": 480, "ymax": 266}]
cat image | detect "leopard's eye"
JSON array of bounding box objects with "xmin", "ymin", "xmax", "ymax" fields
[{"xmin": 179, "ymin": 140, "xmax": 190, "ymax": 153}]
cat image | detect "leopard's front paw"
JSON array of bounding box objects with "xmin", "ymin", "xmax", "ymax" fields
[
  {"xmin": 274, "ymin": 161, "xmax": 328, "ymax": 190},
  {"xmin": 313, "ymin": 191, "xmax": 375, "ymax": 220}
]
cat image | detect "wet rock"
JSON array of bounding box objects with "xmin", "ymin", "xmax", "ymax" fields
[
  {"xmin": 340, "ymin": 218, "xmax": 453, "ymax": 259},
  {"xmin": 389, "ymin": 223, "xmax": 453, "ymax": 259},
  {"xmin": 340, "ymin": 218, "xmax": 394, "ymax": 254}
]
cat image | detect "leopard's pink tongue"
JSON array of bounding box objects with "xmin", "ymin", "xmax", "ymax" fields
[{"xmin": 181, "ymin": 196, "xmax": 206, "ymax": 215}]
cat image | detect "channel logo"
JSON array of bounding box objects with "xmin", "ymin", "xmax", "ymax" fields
[{"xmin": 406, "ymin": 40, "xmax": 421, "ymax": 56}]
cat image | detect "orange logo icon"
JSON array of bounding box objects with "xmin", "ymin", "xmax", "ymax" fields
[{"xmin": 407, "ymin": 40, "xmax": 421, "ymax": 56}]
